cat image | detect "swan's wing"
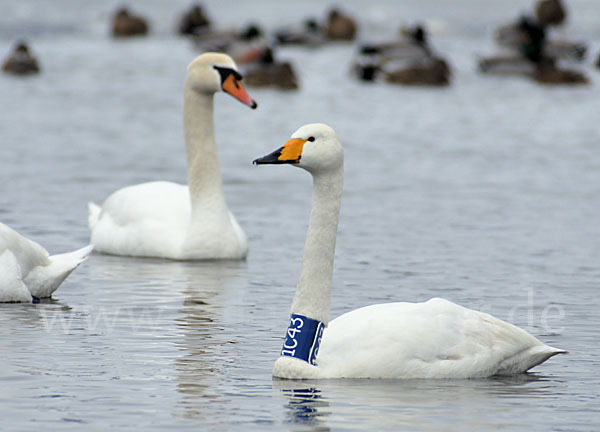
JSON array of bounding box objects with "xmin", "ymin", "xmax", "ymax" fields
[
  {"xmin": 89, "ymin": 181, "xmax": 190, "ymax": 258},
  {"xmin": 94, "ymin": 181, "xmax": 191, "ymax": 227},
  {"xmin": 0, "ymin": 223, "xmax": 50, "ymax": 277}
]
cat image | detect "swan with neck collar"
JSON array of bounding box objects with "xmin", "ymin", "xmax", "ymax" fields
[
  {"xmin": 88, "ymin": 53, "xmax": 256, "ymax": 260},
  {"xmin": 253, "ymin": 123, "xmax": 565, "ymax": 379}
]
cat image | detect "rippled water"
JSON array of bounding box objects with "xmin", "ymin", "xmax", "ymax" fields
[{"xmin": 1, "ymin": 0, "xmax": 600, "ymax": 430}]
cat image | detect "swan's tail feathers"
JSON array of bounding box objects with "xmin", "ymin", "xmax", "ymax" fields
[
  {"xmin": 496, "ymin": 344, "xmax": 567, "ymax": 376},
  {"xmin": 525, "ymin": 345, "xmax": 567, "ymax": 372},
  {"xmin": 542, "ymin": 346, "xmax": 568, "ymax": 359},
  {"xmin": 88, "ymin": 202, "xmax": 101, "ymax": 230},
  {"xmin": 25, "ymin": 244, "xmax": 93, "ymax": 299},
  {"xmin": 53, "ymin": 244, "xmax": 94, "ymax": 266}
]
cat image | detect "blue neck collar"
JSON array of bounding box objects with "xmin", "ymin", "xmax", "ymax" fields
[{"xmin": 280, "ymin": 314, "xmax": 325, "ymax": 365}]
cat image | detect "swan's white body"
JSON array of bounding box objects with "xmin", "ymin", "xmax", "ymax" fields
[
  {"xmin": 273, "ymin": 298, "xmax": 565, "ymax": 379},
  {"xmin": 88, "ymin": 181, "xmax": 246, "ymax": 260},
  {"xmin": 0, "ymin": 223, "xmax": 92, "ymax": 302},
  {"xmin": 88, "ymin": 53, "xmax": 256, "ymax": 260},
  {"xmin": 255, "ymin": 123, "xmax": 565, "ymax": 380}
]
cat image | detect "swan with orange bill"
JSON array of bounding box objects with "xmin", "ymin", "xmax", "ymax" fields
[
  {"xmin": 253, "ymin": 123, "xmax": 566, "ymax": 379},
  {"xmin": 88, "ymin": 53, "xmax": 257, "ymax": 260}
]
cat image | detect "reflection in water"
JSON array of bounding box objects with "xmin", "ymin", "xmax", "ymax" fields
[
  {"xmin": 172, "ymin": 260, "xmax": 248, "ymax": 420},
  {"xmin": 273, "ymin": 374, "xmax": 565, "ymax": 430},
  {"xmin": 176, "ymin": 294, "xmax": 217, "ymax": 400},
  {"xmin": 89, "ymin": 254, "xmax": 249, "ymax": 419},
  {"xmin": 0, "ymin": 299, "xmax": 75, "ymax": 386},
  {"xmin": 0, "ymin": 298, "xmax": 71, "ymax": 340},
  {"xmin": 274, "ymin": 379, "xmax": 331, "ymax": 431},
  {"xmin": 0, "ymin": 301, "xmax": 63, "ymax": 332},
  {"xmin": 175, "ymin": 268, "xmax": 222, "ymax": 414}
]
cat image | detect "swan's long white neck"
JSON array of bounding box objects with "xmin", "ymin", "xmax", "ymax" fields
[
  {"xmin": 291, "ymin": 165, "xmax": 344, "ymax": 325},
  {"xmin": 183, "ymin": 82, "xmax": 229, "ymax": 223}
]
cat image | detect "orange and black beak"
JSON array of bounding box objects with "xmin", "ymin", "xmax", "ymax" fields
[
  {"xmin": 253, "ymin": 138, "xmax": 307, "ymax": 165},
  {"xmin": 214, "ymin": 66, "xmax": 257, "ymax": 109}
]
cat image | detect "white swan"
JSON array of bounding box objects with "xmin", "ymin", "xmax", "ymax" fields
[
  {"xmin": 253, "ymin": 123, "xmax": 566, "ymax": 379},
  {"xmin": 88, "ymin": 53, "xmax": 257, "ymax": 260},
  {"xmin": 0, "ymin": 222, "xmax": 92, "ymax": 303}
]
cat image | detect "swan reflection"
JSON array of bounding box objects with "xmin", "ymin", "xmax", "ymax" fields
[
  {"xmin": 89, "ymin": 254, "xmax": 249, "ymax": 419},
  {"xmin": 273, "ymin": 380, "xmax": 330, "ymax": 430},
  {"xmin": 272, "ymin": 374, "xmax": 563, "ymax": 430},
  {"xmin": 173, "ymin": 260, "xmax": 248, "ymax": 419}
]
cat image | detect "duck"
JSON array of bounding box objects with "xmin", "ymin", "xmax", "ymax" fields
[
  {"xmin": 496, "ymin": 14, "xmax": 586, "ymax": 62},
  {"xmin": 0, "ymin": 223, "xmax": 92, "ymax": 303},
  {"xmin": 178, "ymin": 3, "xmax": 211, "ymax": 36},
  {"xmin": 111, "ymin": 6, "xmax": 149, "ymax": 37},
  {"xmin": 481, "ymin": 17, "xmax": 588, "ymax": 83},
  {"xmin": 324, "ymin": 8, "xmax": 357, "ymax": 41},
  {"xmin": 352, "ymin": 24, "xmax": 451, "ymax": 86},
  {"xmin": 243, "ymin": 47, "xmax": 299, "ymax": 90},
  {"xmin": 486, "ymin": 16, "xmax": 547, "ymax": 74},
  {"xmin": 88, "ymin": 53, "xmax": 257, "ymax": 260},
  {"xmin": 2, "ymin": 41, "xmax": 41, "ymax": 76},
  {"xmin": 253, "ymin": 123, "xmax": 566, "ymax": 379}
]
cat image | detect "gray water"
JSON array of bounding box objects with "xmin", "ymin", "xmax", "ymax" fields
[{"xmin": 1, "ymin": 0, "xmax": 600, "ymax": 430}]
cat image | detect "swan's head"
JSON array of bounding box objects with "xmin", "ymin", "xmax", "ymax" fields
[
  {"xmin": 253, "ymin": 123, "xmax": 343, "ymax": 173},
  {"xmin": 186, "ymin": 52, "xmax": 257, "ymax": 109}
]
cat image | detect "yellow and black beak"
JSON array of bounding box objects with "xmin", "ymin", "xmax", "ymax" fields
[
  {"xmin": 214, "ymin": 66, "xmax": 257, "ymax": 109},
  {"xmin": 253, "ymin": 138, "xmax": 307, "ymax": 165}
]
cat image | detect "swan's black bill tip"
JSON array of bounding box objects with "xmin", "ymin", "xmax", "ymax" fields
[
  {"xmin": 253, "ymin": 157, "xmax": 270, "ymax": 165},
  {"xmin": 253, "ymin": 147, "xmax": 288, "ymax": 165}
]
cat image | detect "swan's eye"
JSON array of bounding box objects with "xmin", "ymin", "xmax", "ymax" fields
[{"xmin": 307, "ymin": 137, "xmax": 315, "ymax": 142}]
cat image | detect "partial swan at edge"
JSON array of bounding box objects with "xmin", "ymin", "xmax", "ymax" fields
[{"xmin": 0, "ymin": 222, "xmax": 92, "ymax": 303}]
